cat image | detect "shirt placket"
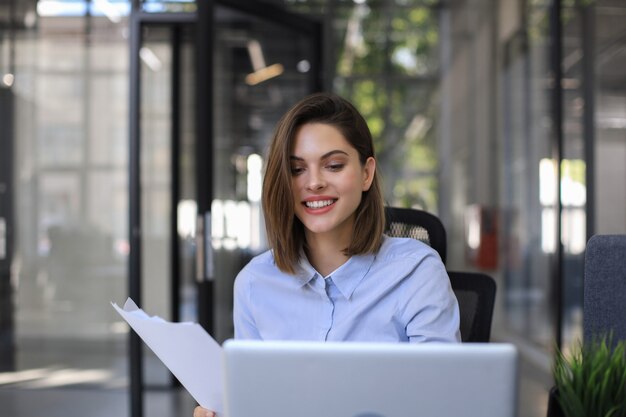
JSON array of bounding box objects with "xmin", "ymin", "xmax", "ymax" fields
[
  {"xmin": 323, "ymin": 277, "xmax": 341, "ymax": 341},
  {"xmin": 311, "ymin": 275, "xmax": 335, "ymax": 341}
]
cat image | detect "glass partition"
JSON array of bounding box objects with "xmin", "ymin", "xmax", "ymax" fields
[
  {"xmin": 594, "ymin": 0, "xmax": 626, "ymax": 237},
  {"xmin": 211, "ymin": 4, "xmax": 317, "ymax": 341},
  {"xmin": 1, "ymin": 7, "xmax": 130, "ymax": 415}
]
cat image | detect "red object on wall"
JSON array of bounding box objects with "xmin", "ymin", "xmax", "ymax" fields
[{"xmin": 465, "ymin": 205, "xmax": 498, "ymax": 270}]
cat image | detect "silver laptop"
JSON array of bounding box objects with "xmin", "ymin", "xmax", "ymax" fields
[{"xmin": 222, "ymin": 340, "xmax": 518, "ymax": 417}]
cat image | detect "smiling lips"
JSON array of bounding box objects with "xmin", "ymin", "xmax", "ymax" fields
[{"xmin": 305, "ymin": 199, "xmax": 336, "ymax": 209}]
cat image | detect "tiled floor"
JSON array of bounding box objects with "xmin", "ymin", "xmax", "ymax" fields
[
  {"xmin": 0, "ymin": 335, "xmax": 554, "ymax": 417},
  {"xmin": 0, "ymin": 386, "xmax": 197, "ymax": 417},
  {"xmin": 516, "ymin": 349, "xmax": 552, "ymax": 417},
  {"xmin": 492, "ymin": 321, "xmax": 554, "ymax": 417}
]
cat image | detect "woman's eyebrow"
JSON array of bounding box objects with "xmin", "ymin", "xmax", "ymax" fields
[
  {"xmin": 289, "ymin": 150, "xmax": 349, "ymax": 161},
  {"xmin": 321, "ymin": 150, "xmax": 349, "ymax": 159}
]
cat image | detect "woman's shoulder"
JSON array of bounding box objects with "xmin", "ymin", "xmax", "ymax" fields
[
  {"xmin": 238, "ymin": 250, "xmax": 277, "ymax": 276},
  {"xmin": 234, "ymin": 250, "xmax": 274, "ymax": 289},
  {"xmin": 248, "ymin": 249, "xmax": 275, "ymax": 265},
  {"xmin": 378, "ymin": 235, "xmax": 441, "ymax": 263},
  {"xmin": 235, "ymin": 249, "xmax": 303, "ymax": 294}
]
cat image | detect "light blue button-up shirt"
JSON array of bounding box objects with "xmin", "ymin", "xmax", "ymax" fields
[{"xmin": 233, "ymin": 236, "xmax": 461, "ymax": 343}]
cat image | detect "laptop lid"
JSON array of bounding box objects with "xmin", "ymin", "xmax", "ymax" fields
[{"xmin": 222, "ymin": 340, "xmax": 518, "ymax": 417}]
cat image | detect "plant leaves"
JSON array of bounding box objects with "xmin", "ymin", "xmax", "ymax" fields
[{"xmin": 552, "ymin": 335, "xmax": 626, "ymax": 417}]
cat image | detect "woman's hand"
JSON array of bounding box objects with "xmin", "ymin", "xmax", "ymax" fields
[{"xmin": 193, "ymin": 406, "xmax": 215, "ymax": 417}]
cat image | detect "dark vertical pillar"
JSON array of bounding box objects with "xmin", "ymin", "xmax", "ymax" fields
[
  {"xmin": 311, "ymin": 21, "xmax": 323, "ymax": 92},
  {"xmin": 0, "ymin": 0, "xmax": 17, "ymax": 375},
  {"xmin": 580, "ymin": 3, "xmax": 595, "ymax": 242},
  {"xmin": 170, "ymin": 25, "xmax": 181, "ymax": 326},
  {"xmin": 81, "ymin": 0, "xmax": 93, "ymax": 223},
  {"xmin": 170, "ymin": 25, "xmax": 182, "ymax": 388},
  {"xmin": 550, "ymin": 0, "xmax": 564, "ymax": 349},
  {"xmin": 0, "ymin": 87, "xmax": 15, "ymax": 372},
  {"xmin": 128, "ymin": 8, "xmax": 144, "ymax": 417},
  {"xmin": 196, "ymin": 0, "xmax": 215, "ymax": 334}
]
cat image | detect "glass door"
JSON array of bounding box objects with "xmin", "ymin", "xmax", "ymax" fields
[
  {"xmin": 129, "ymin": 12, "xmax": 198, "ymax": 417},
  {"xmin": 209, "ymin": 3, "xmax": 321, "ymax": 342},
  {"xmin": 129, "ymin": 3, "xmax": 320, "ymax": 416}
]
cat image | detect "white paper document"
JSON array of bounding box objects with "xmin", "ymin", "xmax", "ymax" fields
[{"xmin": 112, "ymin": 298, "xmax": 223, "ymax": 414}]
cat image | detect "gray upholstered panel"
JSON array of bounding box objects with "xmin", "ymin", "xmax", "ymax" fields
[{"xmin": 583, "ymin": 234, "xmax": 626, "ymax": 345}]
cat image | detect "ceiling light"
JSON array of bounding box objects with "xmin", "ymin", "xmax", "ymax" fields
[{"xmin": 245, "ymin": 64, "xmax": 284, "ymax": 86}]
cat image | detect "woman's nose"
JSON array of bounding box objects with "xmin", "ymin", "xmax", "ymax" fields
[{"xmin": 306, "ymin": 170, "xmax": 326, "ymax": 190}]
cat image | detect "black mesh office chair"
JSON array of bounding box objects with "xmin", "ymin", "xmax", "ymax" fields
[
  {"xmin": 448, "ymin": 271, "xmax": 496, "ymax": 342},
  {"xmin": 384, "ymin": 206, "xmax": 447, "ymax": 265},
  {"xmin": 384, "ymin": 206, "xmax": 496, "ymax": 342}
]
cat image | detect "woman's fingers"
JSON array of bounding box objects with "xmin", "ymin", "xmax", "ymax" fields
[{"xmin": 193, "ymin": 405, "xmax": 215, "ymax": 417}]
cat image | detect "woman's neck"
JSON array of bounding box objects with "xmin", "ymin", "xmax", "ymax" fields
[{"xmin": 304, "ymin": 230, "xmax": 352, "ymax": 277}]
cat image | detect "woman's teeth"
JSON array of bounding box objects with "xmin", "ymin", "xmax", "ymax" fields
[{"xmin": 305, "ymin": 200, "xmax": 334, "ymax": 209}]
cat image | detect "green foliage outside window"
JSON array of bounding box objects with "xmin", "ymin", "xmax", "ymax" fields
[{"xmin": 284, "ymin": 1, "xmax": 441, "ymax": 211}]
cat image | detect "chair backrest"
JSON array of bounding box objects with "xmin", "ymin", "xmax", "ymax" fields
[
  {"xmin": 384, "ymin": 206, "xmax": 447, "ymax": 265},
  {"xmin": 583, "ymin": 234, "xmax": 626, "ymax": 346},
  {"xmin": 449, "ymin": 271, "xmax": 496, "ymax": 343}
]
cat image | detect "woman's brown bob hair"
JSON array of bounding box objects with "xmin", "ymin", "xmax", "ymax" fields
[{"xmin": 262, "ymin": 92, "xmax": 385, "ymax": 274}]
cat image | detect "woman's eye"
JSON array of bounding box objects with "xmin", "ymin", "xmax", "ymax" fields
[
  {"xmin": 327, "ymin": 163, "xmax": 344, "ymax": 171},
  {"xmin": 291, "ymin": 166, "xmax": 304, "ymax": 175}
]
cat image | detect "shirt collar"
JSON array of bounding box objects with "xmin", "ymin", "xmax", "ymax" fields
[
  {"xmin": 293, "ymin": 250, "xmax": 376, "ymax": 300},
  {"xmin": 330, "ymin": 253, "xmax": 375, "ymax": 299},
  {"xmin": 293, "ymin": 252, "xmax": 318, "ymax": 286}
]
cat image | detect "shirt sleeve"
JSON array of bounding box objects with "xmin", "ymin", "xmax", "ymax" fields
[
  {"xmin": 233, "ymin": 266, "xmax": 263, "ymax": 340},
  {"xmin": 403, "ymin": 252, "xmax": 462, "ymax": 343}
]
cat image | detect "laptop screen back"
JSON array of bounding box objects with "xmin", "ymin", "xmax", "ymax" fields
[{"xmin": 222, "ymin": 340, "xmax": 518, "ymax": 417}]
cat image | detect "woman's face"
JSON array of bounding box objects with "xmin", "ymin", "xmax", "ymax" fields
[{"xmin": 290, "ymin": 123, "xmax": 375, "ymax": 240}]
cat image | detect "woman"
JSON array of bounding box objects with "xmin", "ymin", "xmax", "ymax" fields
[{"xmin": 195, "ymin": 92, "xmax": 460, "ymax": 417}]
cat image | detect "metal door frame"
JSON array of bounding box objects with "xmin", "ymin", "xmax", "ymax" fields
[{"xmin": 128, "ymin": 9, "xmax": 196, "ymax": 417}]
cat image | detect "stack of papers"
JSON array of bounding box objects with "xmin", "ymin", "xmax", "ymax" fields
[{"xmin": 112, "ymin": 298, "xmax": 223, "ymax": 413}]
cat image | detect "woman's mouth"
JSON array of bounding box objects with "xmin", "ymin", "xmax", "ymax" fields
[{"xmin": 304, "ymin": 199, "xmax": 336, "ymax": 209}]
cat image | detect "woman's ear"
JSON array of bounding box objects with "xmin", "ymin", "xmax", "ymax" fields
[{"xmin": 362, "ymin": 157, "xmax": 376, "ymax": 191}]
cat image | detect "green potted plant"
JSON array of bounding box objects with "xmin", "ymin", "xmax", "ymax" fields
[{"xmin": 551, "ymin": 335, "xmax": 626, "ymax": 417}]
